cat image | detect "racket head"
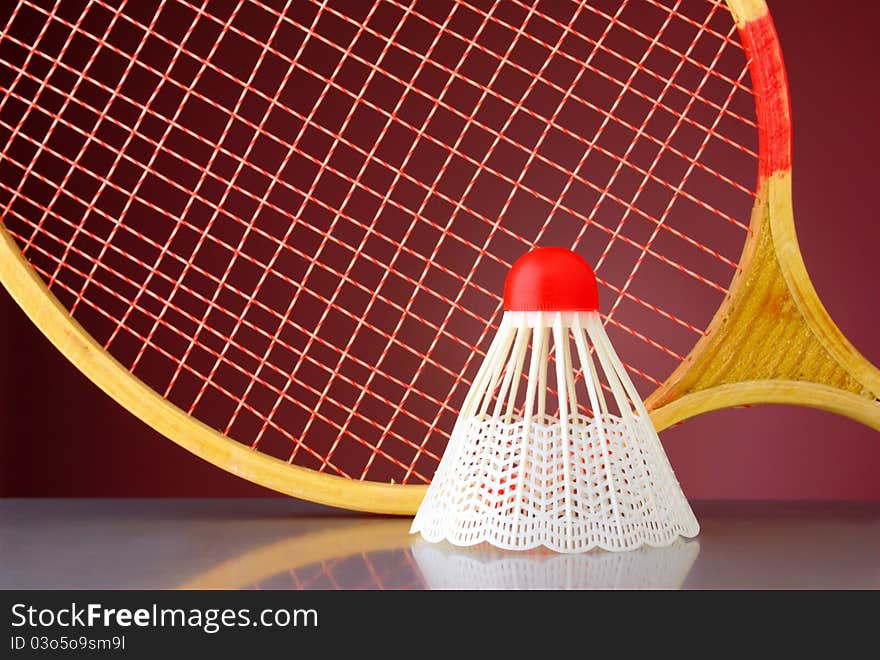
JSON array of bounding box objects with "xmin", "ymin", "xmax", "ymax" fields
[{"xmin": 5, "ymin": 0, "xmax": 857, "ymax": 514}]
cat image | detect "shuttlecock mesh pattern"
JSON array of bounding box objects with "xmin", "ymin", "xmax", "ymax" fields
[
  {"xmin": 411, "ymin": 311, "xmax": 699, "ymax": 553},
  {"xmin": 415, "ymin": 414, "xmax": 696, "ymax": 552}
]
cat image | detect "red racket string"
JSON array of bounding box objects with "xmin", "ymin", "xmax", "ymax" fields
[
  {"xmin": 0, "ymin": 1, "xmax": 744, "ymax": 358},
  {"xmin": 0, "ymin": 5, "xmax": 525, "ymax": 335},
  {"xmin": 0, "ymin": 0, "xmax": 686, "ymax": 414},
  {"xmin": 0, "ymin": 0, "xmax": 758, "ymax": 483},
  {"xmin": 277, "ymin": 0, "xmax": 484, "ymax": 475},
  {"xmin": 11, "ymin": 0, "xmax": 749, "ymax": 293},
  {"xmin": 2, "ymin": 2, "xmax": 742, "ymax": 323},
  {"xmin": 596, "ymin": 1, "xmax": 749, "ymax": 323},
  {"xmin": 1, "ymin": 0, "xmax": 756, "ymax": 470},
  {"xmin": 3, "ymin": 212, "xmax": 439, "ymax": 478},
  {"xmin": 0, "ymin": 1, "xmax": 507, "ymax": 479}
]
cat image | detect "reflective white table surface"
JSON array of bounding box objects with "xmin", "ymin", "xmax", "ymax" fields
[{"xmin": 1, "ymin": 499, "xmax": 878, "ymax": 589}]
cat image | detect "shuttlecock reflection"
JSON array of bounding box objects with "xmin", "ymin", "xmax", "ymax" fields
[{"xmin": 412, "ymin": 538, "xmax": 700, "ymax": 589}]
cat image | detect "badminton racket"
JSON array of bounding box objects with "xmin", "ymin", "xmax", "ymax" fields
[{"xmin": 1, "ymin": 0, "xmax": 877, "ymax": 513}]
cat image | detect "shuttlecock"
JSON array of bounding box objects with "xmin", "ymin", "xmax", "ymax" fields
[{"xmin": 411, "ymin": 247, "xmax": 699, "ymax": 553}]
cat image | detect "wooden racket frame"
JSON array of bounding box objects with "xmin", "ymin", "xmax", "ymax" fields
[{"xmin": 1, "ymin": 0, "xmax": 877, "ymax": 514}]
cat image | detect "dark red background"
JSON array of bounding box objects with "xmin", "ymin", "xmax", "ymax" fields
[{"xmin": 2, "ymin": 0, "xmax": 878, "ymax": 500}]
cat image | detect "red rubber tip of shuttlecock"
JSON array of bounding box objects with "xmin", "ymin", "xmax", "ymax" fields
[{"xmin": 503, "ymin": 247, "xmax": 599, "ymax": 312}]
